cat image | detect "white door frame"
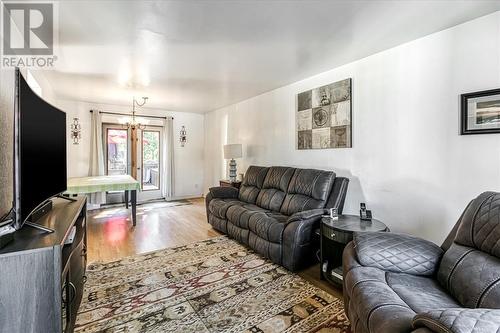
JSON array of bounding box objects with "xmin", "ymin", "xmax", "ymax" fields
[
  {"xmin": 102, "ymin": 123, "xmax": 164, "ymax": 203},
  {"xmin": 137, "ymin": 125, "xmax": 163, "ymax": 202}
]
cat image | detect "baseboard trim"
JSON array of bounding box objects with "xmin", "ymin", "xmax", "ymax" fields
[{"xmin": 167, "ymin": 194, "xmax": 204, "ymax": 201}]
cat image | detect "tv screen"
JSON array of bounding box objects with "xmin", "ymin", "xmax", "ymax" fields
[{"xmin": 14, "ymin": 70, "xmax": 67, "ymax": 229}]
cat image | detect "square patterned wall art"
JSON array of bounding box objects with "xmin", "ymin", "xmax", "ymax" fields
[{"xmin": 296, "ymin": 78, "xmax": 352, "ymax": 149}]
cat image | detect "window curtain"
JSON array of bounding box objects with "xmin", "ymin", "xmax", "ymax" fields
[
  {"xmin": 162, "ymin": 117, "xmax": 174, "ymax": 200},
  {"xmin": 88, "ymin": 110, "xmax": 105, "ymax": 204}
]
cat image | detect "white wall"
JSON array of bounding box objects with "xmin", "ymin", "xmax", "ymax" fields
[
  {"xmin": 55, "ymin": 99, "xmax": 205, "ymax": 199},
  {"xmin": 204, "ymin": 12, "xmax": 500, "ymax": 244},
  {"xmin": 0, "ymin": 68, "xmax": 16, "ymax": 218},
  {"xmin": 0, "ymin": 66, "xmax": 204, "ymax": 206}
]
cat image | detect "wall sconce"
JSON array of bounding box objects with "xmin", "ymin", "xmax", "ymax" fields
[
  {"xmin": 179, "ymin": 126, "xmax": 187, "ymax": 147},
  {"xmin": 70, "ymin": 117, "xmax": 81, "ymax": 144}
]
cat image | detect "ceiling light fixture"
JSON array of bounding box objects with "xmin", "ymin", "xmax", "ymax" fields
[{"xmin": 121, "ymin": 97, "xmax": 149, "ymax": 130}]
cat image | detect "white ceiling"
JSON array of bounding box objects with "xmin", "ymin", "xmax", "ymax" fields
[{"xmin": 40, "ymin": 0, "xmax": 500, "ymax": 113}]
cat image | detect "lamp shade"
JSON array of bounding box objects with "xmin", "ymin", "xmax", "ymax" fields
[{"xmin": 223, "ymin": 144, "xmax": 242, "ymax": 159}]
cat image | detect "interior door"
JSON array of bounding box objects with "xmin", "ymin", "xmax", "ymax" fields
[
  {"xmin": 103, "ymin": 123, "xmax": 164, "ymax": 203},
  {"xmin": 137, "ymin": 126, "xmax": 163, "ymax": 201},
  {"xmin": 103, "ymin": 124, "xmax": 129, "ymax": 204}
]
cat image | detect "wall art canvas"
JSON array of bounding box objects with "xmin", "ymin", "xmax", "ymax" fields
[
  {"xmin": 461, "ymin": 88, "xmax": 500, "ymax": 135},
  {"xmin": 296, "ymin": 78, "xmax": 352, "ymax": 149}
]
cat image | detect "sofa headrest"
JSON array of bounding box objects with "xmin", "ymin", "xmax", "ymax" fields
[
  {"xmin": 241, "ymin": 165, "xmax": 268, "ymax": 188},
  {"xmin": 238, "ymin": 166, "xmax": 269, "ymax": 204},
  {"xmin": 454, "ymin": 191, "xmax": 500, "ymax": 258},
  {"xmin": 262, "ymin": 166, "xmax": 295, "ymax": 192},
  {"xmin": 256, "ymin": 166, "xmax": 295, "ymax": 211},
  {"xmin": 280, "ymin": 168, "xmax": 336, "ymax": 215},
  {"xmin": 287, "ymin": 168, "xmax": 336, "ymax": 200}
]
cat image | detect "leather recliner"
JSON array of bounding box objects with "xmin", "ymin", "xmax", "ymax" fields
[
  {"xmin": 205, "ymin": 165, "xmax": 349, "ymax": 271},
  {"xmin": 343, "ymin": 191, "xmax": 500, "ymax": 333}
]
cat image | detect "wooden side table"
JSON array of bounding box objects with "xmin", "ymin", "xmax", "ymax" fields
[
  {"xmin": 220, "ymin": 179, "xmax": 242, "ymax": 189},
  {"xmin": 319, "ymin": 215, "xmax": 388, "ymax": 285}
]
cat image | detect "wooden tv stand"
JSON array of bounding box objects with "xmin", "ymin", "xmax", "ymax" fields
[{"xmin": 0, "ymin": 197, "xmax": 87, "ymax": 333}]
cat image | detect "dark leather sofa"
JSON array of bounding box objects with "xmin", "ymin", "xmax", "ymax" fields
[
  {"xmin": 343, "ymin": 191, "xmax": 500, "ymax": 333},
  {"xmin": 205, "ymin": 165, "xmax": 349, "ymax": 271}
]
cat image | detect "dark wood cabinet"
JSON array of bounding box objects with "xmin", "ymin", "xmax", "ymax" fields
[{"xmin": 0, "ymin": 197, "xmax": 87, "ymax": 333}]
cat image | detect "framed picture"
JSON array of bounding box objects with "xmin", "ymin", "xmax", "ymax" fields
[
  {"xmin": 296, "ymin": 78, "xmax": 352, "ymax": 149},
  {"xmin": 461, "ymin": 88, "xmax": 500, "ymax": 135}
]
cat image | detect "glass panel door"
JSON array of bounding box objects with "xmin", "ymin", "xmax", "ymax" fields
[
  {"xmin": 142, "ymin": 130, "xmax": 160, "ymax": 191},
  {"xmin": 105, "ymin": 128, "xmax": 128, "ymax": 176},
  {"xmin": 103, "ymin": 125, "xmax": 130, "ymax": 204},
  {"xmin": 102, "ymin": 124, "xmax": 164, "ymax": 203},
  {"xmin": 137, "ymin": 126, "xmax": 163, "ymax": 201}
]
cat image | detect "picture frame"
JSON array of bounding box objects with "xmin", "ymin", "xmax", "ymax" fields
[
  {"xmin": 296, "ymin": 78, "xmax": 352, "ymax": 149},
  {"xmin": 461, "ymin": 88, "xmax": 500, "ymax": 135}
]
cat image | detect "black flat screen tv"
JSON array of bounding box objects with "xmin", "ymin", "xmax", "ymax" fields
[{"xmin": 13, "ymin": 69, "xmax": 67, "ymax": 230}]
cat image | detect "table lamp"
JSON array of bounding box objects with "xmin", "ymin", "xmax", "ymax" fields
[{"xmin": 223, "ymin": 144, "xmax": 242, "ymax": 182}]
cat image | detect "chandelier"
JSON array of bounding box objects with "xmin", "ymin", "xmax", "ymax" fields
[{"xmin": 121, "ymin": 97, "xmax": 149, "ymax": 130}]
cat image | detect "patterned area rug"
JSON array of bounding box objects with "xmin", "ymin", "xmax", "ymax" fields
[{"xmin": 75, "ymin": 236, "xmax": 349, "ymax": 332}]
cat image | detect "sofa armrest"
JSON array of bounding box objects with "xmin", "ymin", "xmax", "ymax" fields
[
  {"xmin": 208, "ymin": 186, "xmax": 239, "ymax": 199},
  {"xmin": 413, "ymin": 308, "xmax": 500, "ymax": 333},
  {"xmin": 354, "ymin": 232, "xmax": 444, "ymax": 276},
  {"xmin": 205, "ymin": 191, "xmax": 214, "ymax": 222},
  {"xmin": 205, "ymin": 187, "xmax": 239, "ymax": 222},
  {"xmin": 287, "ymin": 208, "xmax": 328, "ymax": 223},
  {"xmin": 282, "ymin": 209, "xmax": 328, "ymax": 271},
  {"xmin": 326, "ymin": 176, "xmax": 349, "ymax": 214}
]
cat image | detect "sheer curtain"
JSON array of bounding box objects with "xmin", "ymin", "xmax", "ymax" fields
[
  {"xmin": 162, "ymin": 117, "xmax": 175, "ymax": 200},
  {"xmin": 88, "ymin": 110, "xmax": 105, "ymax": 204}
]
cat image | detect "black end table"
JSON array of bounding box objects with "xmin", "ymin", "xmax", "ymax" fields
[
  {"xmin": 220, "ymin": 180, "xmax": 242, "ymax": 189},
  {"xmin": 319, "ymin": 214, "xmax": 388, "ymax": 285}
]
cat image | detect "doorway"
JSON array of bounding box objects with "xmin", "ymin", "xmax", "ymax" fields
[
  {"xmin": 138, "ymin": 126, "xmax": 162, "ymax": 201},
  {"xmin": 103, "ymin": 124, "xmax": 164, "ymax": 203}
]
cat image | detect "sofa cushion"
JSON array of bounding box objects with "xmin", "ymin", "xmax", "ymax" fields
[
  {"xmin": 454, "ymin": 192, "xmax": 500, "ymax": 258},
  {"xmin": 256, "ymin": 166, "xmax": 295, "ymax": 212},
  {"xmin": 354, "ymin": 232, "xmax": 443, "ymax": 276},
  {"xmin": 238, "ymin": 166, "xmax": 269, "ymax": 204},
  {"xmin": 208, "ymin": 198, "xmax": 243, "ymax": 219},
  {"xmin": 280, "ymin": 168, "xmax": 336, "ymax": 215},
  {"xmin": 343, "ymin": 241, "xmax": 460, "ymax": 333},
  {"xmin": 345, "ymin": 266, "xmax": 415, "ymax": 333},
  {"xmin": 227, "ymin": 222, "xmax": 250, "ymax": 245},
  {"xmin": 248, "ymin": 212, "xmax": 289, "ymax": 243},
  {"xmin": 226, "ymin": 203, "xmax": 269, "ymax": 229},
  {"xmin": 248, "ymin": 232, "xmax": 282, "ymax": 264},
  {"xmin": 438, "ymin": 243, "xmax": 500, "ymax": 309},
  {"xmin": 436, "ymin": 191, "xmax": 500, "ymax": 309},
  {"xmin": 386, "ymin": 272, "xmax": 461, "ymax": 313},
  {"xmin": 208, "ymin": 214, "xmax": 228, "ymax": 234},
  {"xmin": 413, "ymin": 308, "xmax": 500, "ymax": 333}
]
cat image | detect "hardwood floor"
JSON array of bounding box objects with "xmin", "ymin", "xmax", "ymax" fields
[
  {"xmin": 87, "ymin": 198, "xmax": 220, "ymax": 262},
  {"xmin": 86, "ymin": 197, "xmax": 342, "ymax": 298}
]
